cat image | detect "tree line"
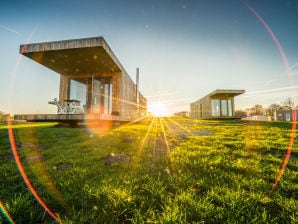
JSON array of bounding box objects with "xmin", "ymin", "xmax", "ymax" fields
[
  {"xmin": 0, "ymin": 111, "xmax": 9, "ymax": 122},
  {"xmin": 235, "ymin": 97, "xmax": 296, "ymax": 118}
]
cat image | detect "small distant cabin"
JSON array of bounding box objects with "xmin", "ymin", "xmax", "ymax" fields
[
  {"xmin": 190, "ymin": 89, "xmax": 245, "ymax": 119},
  {"xmin": 274, "ymin": 109, "xmax": 297, "ymax": 122},
  {"xmin": 174, "ymin": 111, "xmax": 189, "ymax": 118},
  {"xmin": 243, "ymin": 115, "xmax": 271, "ymax": 121},
  {"xmin": 14, "ymin": 37, "xmax": 146, "ymax": 123}
]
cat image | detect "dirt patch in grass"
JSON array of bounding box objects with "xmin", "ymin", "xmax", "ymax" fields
[
  {"xmin": 193, "ymin": 129, "xmax": 214, "ymax": 136},
  {"xmin": 122, "ymin": 137, "xmax": 134, "ymax": 143},
  {"xmin": 104, "ymin": 153, "xmax": 131, "ymax": 166},
  {"xmin": 23, "ymin": 155, "xmax": 44, "ymax": 162},
  {"xmin": 0, "ymin": 154, "xmax": 13, "ymax": 161},
  {"xmin": 53, "ymin": 163, "xmax": 71, "ymax": 170},
  {"xmin": 15, "ymin": 142, "xmax": 48, "ymax": 163},
  {"xmin": 152, "ymin": 137, "xmax": 167, "ymax": 159},
  {"xmin": 17, "ymin": 142, "xmax": 49, "ymax": 150},
  {"xmin": 54, "ymin": 134, "xmax": 69, "ymax": 139},
  {"xmin": 165, "ymin": 119, "xmax": 214, "ymax": 137}
]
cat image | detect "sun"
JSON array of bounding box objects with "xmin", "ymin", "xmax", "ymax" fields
[{"xmin": 148, "ymin": 101, "xmax": 167, "ymax": 117}]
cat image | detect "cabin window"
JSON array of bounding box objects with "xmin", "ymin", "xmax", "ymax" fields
[
  {"xmin": 69, "ymin": 76, "xmax": 112, "ymax": 114},
  {"xmin": 92, "ymin": 76, "xmax": 113, "ymax": 115},
  {"xmin": 69, "ymin": 79, "xmax": 87, "ymax": 108},
  {"xmin": 211, "ymin": 99, "xmax": 220, "ymax": 116},
  {"xmin": 212, "ymin": 99, "xmax": 233, "ymax": 117},
  {"xmin": 228, "ymin": 99, "xmax": 233, "ymax": 116}
]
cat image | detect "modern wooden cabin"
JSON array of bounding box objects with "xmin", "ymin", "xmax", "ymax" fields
[
  {"xmin": 190, "ymin": 89, "xmax": 244, "ymax": 119},
  {"xmin": 14, "ymin": 37, "xmax": 147, "ymax": 123}
]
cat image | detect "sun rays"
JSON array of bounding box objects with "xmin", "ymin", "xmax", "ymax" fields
[
  {"xmin": 125, "ymin": 115, "xmax": 196, "ymax": 173},
  {"xmin": 148, "ymin": 101, "xmax": 167, "ymax": 117}
]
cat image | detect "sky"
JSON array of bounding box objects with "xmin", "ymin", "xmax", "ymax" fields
[{"xmin": 0, "ymin": 0, "xmax": 298, "ymax": 115}]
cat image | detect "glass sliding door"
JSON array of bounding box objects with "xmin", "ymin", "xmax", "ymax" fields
[
  {"xmin": 212, "ymin": 98, "xmax": 233, "ymax": 117},
  {"xmin": 221, "ymin": 99, "xmax": 228, "ymax": 116},
  {"xmin": 211, "ymin": 99, "xmax": 220, "ymax": 117},
  {"xmin": 227, "ymin": 99, "xmax": 233, "ymax": 116},
  {"xmin": 109, "ymin": 84, "xmax": 113, "ymax": 114},
  {"xmin": 92, "ymin": 76, "xmax": 112, "ymax": 115},
  {"xmin": 68, "ymin": 76, "xmax": 113, "ymax": 114},
  {"xmin": 92, "ymin": 78, "xmax": 102, "ymax": 113},
  {"xmin": 69, "ymin": 79, "xmax": 87, "ymax": 108},
  {"xmin": 104, "ymin": 83, "xmax": 109, "ymax": 114}
]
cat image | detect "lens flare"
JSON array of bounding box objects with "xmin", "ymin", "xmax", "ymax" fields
[
  {"xmin": 7, "ymin": 117, "xmax": 62, "ymax": 223},
  {"xmin": 148, "ymin": 101, "xmax": 167, "ymax": 117},
  {"xmin": 0, "ymin": 200, "xmax": 15, "ymax": 224},
  {"xmin": 242, "ymin": 0, "xmax": 296, "ymax": 194}
]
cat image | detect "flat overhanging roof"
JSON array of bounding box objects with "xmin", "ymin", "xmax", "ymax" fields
[
  {"xmin": 208, "ymin": 89, "xmax": 245, "ymax": 98},
  {"xmin": 191, "ymin": 89, "xmax": 245, "ymax": 104},
  {"xmin": 20, "ymin": 37, "xmax": 123, "ymax": 74}
]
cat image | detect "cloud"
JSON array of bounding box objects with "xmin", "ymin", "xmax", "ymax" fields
[
  {"xmin": 244, "ymin": 85, "xmax": 298, "ymax": 96},
  {"xmin": 0, "ymin": 24, "xmax": 20, "ymax": 35},
  {"xmin": 287, "ymin": 62, "xmax": 298, "ymax": 72}
]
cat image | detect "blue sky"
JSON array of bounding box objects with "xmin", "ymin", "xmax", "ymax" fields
[{"xmin": 1, "ymin": 0, "xmax": 298, "ymax": 115}]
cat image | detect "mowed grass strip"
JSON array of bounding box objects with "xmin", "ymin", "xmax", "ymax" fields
[{"xmin": 0, "ymin": 119, "xmax": 297, "ymax": 223}]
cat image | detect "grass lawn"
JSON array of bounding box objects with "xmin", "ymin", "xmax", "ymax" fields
[{"xmin": 0, "ymin": 118, "xmax": 297, "ymax": 223}]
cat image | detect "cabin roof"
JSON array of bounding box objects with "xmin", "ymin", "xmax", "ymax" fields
[
  {"xmin": 191, "ymin": 89, "xmax": 245, "ymax": 105},
  {"xmin": 20, "ymin": 36, "xmax": 123, "ymax": 74},
  {"xmin": 208, "ymin": 89, "xmax": 245, "ymax": 98}
]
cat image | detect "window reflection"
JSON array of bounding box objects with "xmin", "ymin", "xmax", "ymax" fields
[
  {"xmin": 212, "ymin": 99, "xmax": 233, "ymax": 117},
  {"xmin": 69, "ymin": 79, "xmax": 87, "ymax": 108},
  {"xmin": 92, "ymin": 77, "xmax": 113, "ymax": 114},
  {"xmin": 69, "ymin": 76, "xmax": 113, "ymax": 115},
  {"xmin": 212, "ymin": 99, "xmax": 220, "ymax": 116}
]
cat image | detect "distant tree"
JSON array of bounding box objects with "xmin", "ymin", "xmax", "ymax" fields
[
  {"xmin": 0, "ymin": 111, "xmax": 9, "ymax": 122},
  {"xmin": 266, "ymin": 104, "xmax": 281, "ymax": 116},
  {"xmin": 235, "ymin": 110, "xmax": 247, "ymax": 118},
  {"xmin": 250, "ymin": 104, "xmax": 264, "ymax": 116},
  {"xmin": 281, "ymin": 97, "xmax": 294, "ymax": 110},
  {"xmin": 0, "ymin": 111, "xmax": 5, "ymax": 122}
]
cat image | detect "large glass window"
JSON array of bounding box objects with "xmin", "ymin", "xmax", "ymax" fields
[
  {"xmin": 92, "ymin": 78, "xmax": 102, "ymax": 113},
  {"xmin": 221, "ymin": 99, "xmax": 228, "ymax": 116},
  {"xmin": 228, "ymin": 99, "xmax": 233, "ymax": 116},
  {"xmin": 69, "ymin": 79, "xmax": 87, "ymax": 107},
  {"xmin": 212, "ymin": 99, "xmax": 220, "ymax": 116},
  {"xmin": 92, "ymin": 76, "xmax": 112, "ymax": 115},
  {"xmin": 109, "ymin": 84, "xmax": 113, "ymax": 114},
  {"xmin": 69, "ymin": 77, "xmax": 112, "ymax": 114},
  {"xmin": 104, "ymin": 83, "xmax": 109, "ymax": 114},
  {"xmin": 212, "ymin": 99, "xmax": 233, "ymax": 117}
]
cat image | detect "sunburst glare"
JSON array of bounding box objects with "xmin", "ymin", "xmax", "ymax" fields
[{"xmin": 148, "ymin": 101, "xmax": 167, "ymax": 117}]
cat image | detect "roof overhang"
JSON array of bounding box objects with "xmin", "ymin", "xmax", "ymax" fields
[
  {"xmin": 208, "ymin": 89, "xmax": 245, "ymax": 98},
  {"xmin": 20, "ymin": 37, "xmax": 123, "ymax": 75}
]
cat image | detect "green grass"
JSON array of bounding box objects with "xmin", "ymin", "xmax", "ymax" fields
[{"xmin": 0, "ymin": 118, "xmax": 297, "ymax": 223}]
